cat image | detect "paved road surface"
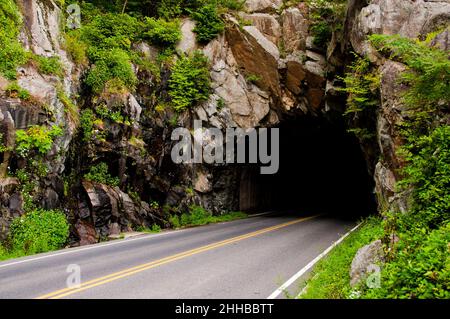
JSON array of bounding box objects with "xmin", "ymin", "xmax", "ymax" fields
[{"xmin": 0, "ymin": 212, "xmax": 356, "ymax": 299}]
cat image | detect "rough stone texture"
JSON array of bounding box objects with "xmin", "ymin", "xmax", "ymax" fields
[
  {"xmin": 350, "ymin": 240, "xmax": 385, "ymax": 287},
  {"xmin": 244, "ymin": 0, "xmax": 283, "ymax": 13},
  {"xmin": 240, "ymin": 13, "xmax": 281, "ymax": 45},
  {"xmin": 177, "ymin": 18, "xmax": 198, "ymax": 54},
  {"xmin": 350, "ymin": 0, "xmax": 450, "ymax": 60},
  {"xmin": 281, "ymin": 7, "xmax": 309, "ymax": 52}
]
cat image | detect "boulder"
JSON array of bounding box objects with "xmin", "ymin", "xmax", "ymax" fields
[
  {"xmin": 239, "ymin": 13, "xmax": 281, "ymax": 45},
  {"xmin": 350, "ymin": 240, "xmax": 385, "ymax": 287}
]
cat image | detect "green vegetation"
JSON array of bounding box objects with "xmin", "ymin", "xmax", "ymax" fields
[
  {"xmin": 57, "ymin": 88, "xmax": 79, "ymax": 125},
  {"xmin": 136, "ymin": 224, "xmax": 162, "ymax": 233},
  {"xmin": 15, "ymin": 125, "xmax": 63, "ymax": 157},
  {"xmin": 80, "ymin": 109, "xmax": 95, "ymax": 142},
  {"xmin": 0, "ymin": 0, "xmax": 27, "ymax": 79},
  {"xmin": 142, "ymin": 17, "xmax": 181, "ymax": 48},
  {"xmin": 190, "ymin": 3, "xmax": 225, "ymax": 44},
  {"xmin": 306, "ymin": 0, "xmax": 347, "ymax": 49},
  {"xmin": 172, "ymin": 205, "xmax": 247, "ymax": 228},
  {"xmin": 32, "ymin": 55, "xmax": 63, "ymax": 77},
  {"xmin": 8, "ymin": 209, "xmax": 69, "ymax": 255},
  {"xmin": 5, "ymin": 82, "xmax": 31, "ymax": 100},
  {"xmin": 300, "ymin": 217, "xmax": 384, "ymax": 299},
  {"xmin": 84, "ymin": 162, "xmax": 120, "ymax": 187},
  {"xmin": 340, "ymin": 56, "xmax": 380, "ymax": 115},
  {"xmin": 168, "ymin": 51, "xmax": 211, "ymax": 112},
  {"xmin": 246, "ymin": 74, "xmax": 262, "ymax": 85}
]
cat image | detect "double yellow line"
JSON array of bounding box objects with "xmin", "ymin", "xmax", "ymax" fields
[{"xmin": 36, "ymin": 215, "xmax": 319, "ymax": 299}]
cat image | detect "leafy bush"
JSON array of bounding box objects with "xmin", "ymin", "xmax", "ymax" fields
[
  {"xmin": 339, "ymin": 55, "xmax": 380, "ymax": 115},
  {"xmin": 306, "ymin": 0, "xmax": 347, "ymax": 50},
  {"xmin": 168, "ymin": 51, "xmax": 211, "ymax": 112},
  {"xmin": 32, "ymin": 55, "xmax": 63, "ymax": 77},
  {"xmin": 63, "ymin": 30, "xmax": 88, "ymax": 65},
  {"xmin": 85, "ymin": 48, "xmax": 137, "ymax": 93},
  {"xmin": 0, "ymin": 0, "xmax": 27, "ymax": 79},
  {"xmin": 369, "ymin": 34, "xmax": 450, "ymax": 113},
  {"xmin": 15, "ymin": 125, "xmax": 63, "ymax": 156},
  {"xmin": 84, "ymin": 162, "xmax": 120, "ymax": 187},
  {"xmin": 9, "ymin": 209, "xmax": 69, "ymax": 254},
  {"xmin": 364, "ymin": 222, "xmax": 450, "ymax": 299},
  {"xmin": 142, "ymin": 17, "xmax": 181, "ymax": 48},
  {"xmin": 5, "ymin": 82, "xmax": 31, "ymax": 100},
  {"xmin": 190, "ymin": 4, "xmax": 224, "ymax": 43},
  {"xmin": 80, "ymin": 109, "xmax": 95, "ymax": 142}
]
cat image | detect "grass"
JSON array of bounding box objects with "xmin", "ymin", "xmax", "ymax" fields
[{"xmin": 299, "ymin": 216, "xmax": 383, "ymax": 299}]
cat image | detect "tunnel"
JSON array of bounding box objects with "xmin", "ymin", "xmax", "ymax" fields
[{"xmin": 238, "ymin": 114, "xmax": 377, "ymax": 219}]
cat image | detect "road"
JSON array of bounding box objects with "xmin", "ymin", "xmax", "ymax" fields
[{"xmin": 0, "ymin": 212, "xmax": 357, "ymax": 299}]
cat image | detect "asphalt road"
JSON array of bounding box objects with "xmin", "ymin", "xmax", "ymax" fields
[{"xmin": 0, "ymin": 212, "xmax": 356, "ymax": 299}]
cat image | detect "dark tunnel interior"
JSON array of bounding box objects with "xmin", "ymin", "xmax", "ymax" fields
[{"xmin": 239, "ymin": 115, "xmax": 377, "ymax": 219}]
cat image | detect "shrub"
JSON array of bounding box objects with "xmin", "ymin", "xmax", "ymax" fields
[
  {"xmin": 0, "ymin": 0, "xmax": 27, "ymax": 79},
  {"xmin": 9, "ymin": 209, "xmax": 69, "ymax": 254},
  {"xmin": 57, "ymin": 88, "xmax": 79, "ymax": 125},
  {"xmin": 15, "ymin": 125, "xmax": 63, "ymax": 156},
  {"xmin": 190, "ymin": 4, "xmax": 224, "ymax": 43},
  {"xmin": 80, "ymin": 109, "xmax": 95, "ymax": 142},
  {"xmin": 63, "ymin": 30, "xmax": 88, "ymax": 65},
  {"xmin": 32, "ymin": 55, "xmax": 63, "ymax": 77},
  {"xmin": 339, "ymin": 55, "xmax": 380, "ymax": 115},
  {"xmin": 84, "ymin": 162, "xmax": 120, "ymax": 187},
  {"xmin": 168, "ymin": 51, "xmax": 211, "ymax": 112},
  {"xmin": 142, "ymin": 17, "xmax": 181, "ymax": 48},
  {"xmin": 85, "ymin": 48, "xmax": 137, "ymax": 93},
  {"xmin": 5, "ymin": 82, "xmax": 31, "ymax": 100},
  {"xmin": 364, "ymin": 222, "xmax": 450, "ymax": 299}
]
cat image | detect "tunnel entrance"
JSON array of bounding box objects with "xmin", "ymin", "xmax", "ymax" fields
[{"xmin": 239, "ymin": 115, "xmax": 377, "ymax": 218}]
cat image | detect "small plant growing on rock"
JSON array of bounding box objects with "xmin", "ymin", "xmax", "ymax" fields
[
  {"xmin": 168, "ymin": 51, "xmax": 211, "ymax": 112},
  {"xmin": 84, "ymin": 162, "xmax": 120, "ymax": 187},
  {"xmin": 15, "ymin": 125, "xmax": 63, "ymax": 157}
]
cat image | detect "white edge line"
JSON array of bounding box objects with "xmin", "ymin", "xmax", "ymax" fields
[
  {"xmin": 267, "ymin": 222, "xmax": 363, "ymax": 299},
  {"xmin": 0, "ymin": 211, "xmax": 275, "ymax": 269}
]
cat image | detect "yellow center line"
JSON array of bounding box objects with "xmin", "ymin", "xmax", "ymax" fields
[{"xmin": 36, "ymin": 215, "xmax": 319, "ymax": 299}]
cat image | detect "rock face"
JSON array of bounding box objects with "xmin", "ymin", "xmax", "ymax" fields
[
  {"xmin": 348, "ymin": 0, "xmax": 450, "ymax": 213},
  {"xmin": 1, "ymin": 0, "xmax": 449, "ymax": 246}
]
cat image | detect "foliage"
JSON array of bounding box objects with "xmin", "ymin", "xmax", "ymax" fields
[
  {"xmin": 306, "ymin": 0, "xmax": 347, "ymax": 49},
  {"xmin": 246, "ymin": 74, "xmax": 262, "ymax": 84},
  {"xmin": 339, "ymin": 55, "xmax": 380, "ymax": 116},
  {"xmin": 397, "ymin": 126, "xmax": 450, "ymax": 229},
  {"xmin": 142, "ymin": 17, "xmax": 181, "ymax": 48},
  {"xmin": 190, "ymin": 4, "xmax": 225, "ymax": 43},
  {"xmin": 0, "ymin": 133, "xmax": 9, "ymax": 153},
  {"xmin": 369, "ymin": 34, "xmax": 450, "ymax": 114},
  {"xmin": 57, "ymin": 88, "xmax": 79, "ymax": 125},
  {"xmin": 86, "ymin": 48, "xmax": 137, "ymax": 93},
  {"xmin": 0, "ymin": 0, "xmax": 27, "ymax": 79},
  {"xmin": 32, "ymin": 55, "xmax": 63, "ymax": 77},
  {"xmin": 355, "ymin": 34, "xmax": 450, "ymax": 299},
  {"xmin": 179, "ymin": 205, "xmax": 247, "ymax": 227},
  {"xmin": 300, "ymin": 217, "xmax": 384, "ymax": 299},
  {"xmin": 15, "ymin": 125, "xmax": 63, "ymax": 157},
  {"xmin": 80, "ymin": 109, "xmax": 95, "ymax": 142},
  {"xmin": 64, "ymin": 30, "xmax": 88, "ymax": 65},
  {"xmin": 84, "ymin": 162, "xmax": 120, "ymax": 187},
  {"xmin": 5, "ymin": 82, "xmax": 31, "ymax": 100},
  {"xmin": 9, "ymin": 209, "xmax": 69, "ymax": 255},
  {"xmin": 363, "ymin": 222, "xmax": 450, "ymax": 299},
  {"xmin": 168, "ymin": 51, "xmax": 211, "ymax": 112}
]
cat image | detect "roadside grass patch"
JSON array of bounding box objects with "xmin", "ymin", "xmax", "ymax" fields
[
  {"xmin": 299, "ymin": 216, "xmax": 383, "ymax": 299},
  {"xmin": 174, "ymin": 205, "xmax": 247, "ymax": 228}
]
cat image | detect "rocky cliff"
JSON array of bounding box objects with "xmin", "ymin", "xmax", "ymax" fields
[{"xmin": 0, "ymin": 0, "xmax": 448, "ymax": 245}]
